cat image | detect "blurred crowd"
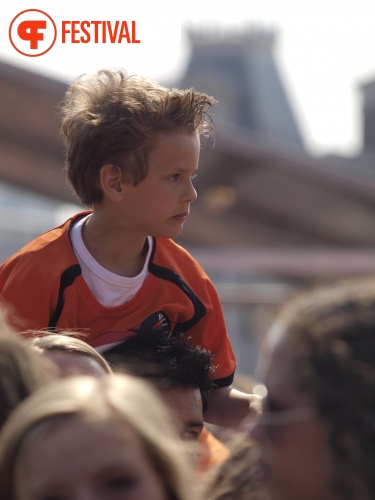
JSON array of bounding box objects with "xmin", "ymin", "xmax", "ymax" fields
[{"xmin": 0, "ymin": 275, "xmax": 374, "ymax": 500}]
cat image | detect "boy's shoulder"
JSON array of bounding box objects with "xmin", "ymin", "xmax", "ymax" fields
[
  {"xmin": 152, "ymin": 237, "xmax": 209, "ymax": 278},
  {"xmin": 0, "ymin": 211, "xmax": 90, "ymax": 278}
]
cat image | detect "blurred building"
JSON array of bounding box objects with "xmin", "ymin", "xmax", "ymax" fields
[
  {"xmin": 1, "ymin": 27, "xmax": 375, "ymax": 374},
  {"xmin": 179, "ymin": 27, "xmax": 304, "ymax": 148},
  {"xmin": 172, "ymin": 27, "xmax": 375, "ymax": 371},
  {"xmin": 356, "ymin": 78, "xmax": 375, "ymax": 165},
  {"xmin": 0, "ymin": 61, "xmax": 80, "ymax": 263}
]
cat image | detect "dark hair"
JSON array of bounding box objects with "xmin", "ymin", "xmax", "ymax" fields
[
  {"xmin": 60, "ymin": 68, "xmax": 216, "ymax": 206},
  {"xmin": 277, "ymin": 277, "xmax": 375, "ymax": 500},
  {"xmin": 103, "ymin": 328, "xmax": 216, "ymax": 413}
]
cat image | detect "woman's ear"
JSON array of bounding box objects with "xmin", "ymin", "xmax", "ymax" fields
[{"xmin": 99, "ymin": 164, "xmax": 124, "ymax": 201}]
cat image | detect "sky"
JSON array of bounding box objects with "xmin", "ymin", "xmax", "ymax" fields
[{"xmin": 1, "ymin": 0, "xmax": 375, "ymax": 157}]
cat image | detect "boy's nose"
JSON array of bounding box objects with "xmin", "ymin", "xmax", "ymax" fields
[{"xmin": 185, "ymin": 181, "xmax": 197, "ymax": 203}]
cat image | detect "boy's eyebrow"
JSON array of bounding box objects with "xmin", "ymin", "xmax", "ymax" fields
[{"xmin": 165, "ymin": 167, "xmax": 199, "ymax": 174}]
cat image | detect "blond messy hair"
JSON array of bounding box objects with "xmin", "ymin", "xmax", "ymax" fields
[
  {"xmin": 61, "ymin": 68, "xmax": 216, "ymax": 206},
  {"xmin": 27, "ymin": 331, "xmax": 112, "ymax": 375}
]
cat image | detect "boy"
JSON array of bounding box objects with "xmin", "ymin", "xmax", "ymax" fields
[{"xmin": 0, "ymin": 69, "xmax": 259, "ymax": 426}]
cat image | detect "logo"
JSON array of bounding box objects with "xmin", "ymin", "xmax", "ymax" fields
[
  {"xmin": 9, "ymin": 9, "xmax": 57, "ymax": 57},
  {"xmin": 61, "ymin": 21, "xmax": 140, "ymax": 43},
  {"xmin": 9, "ymin": 10, "xmax": 141, "ymax": 56},
  {"xmin": 139, "ymin": 311, "xmax": 172, "ymax": 338}
]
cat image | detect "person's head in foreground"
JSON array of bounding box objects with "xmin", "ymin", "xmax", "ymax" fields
[
  {"xmin": 250, "ymin": 277, "xmax": 375, "ymax": 500},
  {"xmin": 0, "ymin": 314, "xmax": 52, "ymax": 430},
  {"xmin": 0, "ymin": 374, "xmax": 192, "ymax": 500},
  {"xmin": 28, "ymin": 331, "xmax": 112, "ymax": 378}
]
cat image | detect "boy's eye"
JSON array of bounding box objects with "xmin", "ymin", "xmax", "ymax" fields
[
  {"xmin": 191, "ymin": 172, "xmax": 198, "ymax": 180},
  {"xmin": 168, "ymin": 174, "xmax": 179, "ymax": 182}
]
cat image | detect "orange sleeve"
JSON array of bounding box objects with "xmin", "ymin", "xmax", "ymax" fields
[{"xmin": 197, "ymin": 426, "xmax": 230, "ymax": 474}]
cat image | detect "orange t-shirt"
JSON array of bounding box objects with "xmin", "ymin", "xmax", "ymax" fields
[
  {"xmin": 198, "ymin": 426, "xmax": 230, "ymax": 474},
  {"xmin": 0, "ymin": 212, "xmax": 236, "ymax": 385}
]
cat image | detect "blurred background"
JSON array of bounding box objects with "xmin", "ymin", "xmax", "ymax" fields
[{"xmin": 1, "ymin": 0, "xmax": 375, "ymax": 374}]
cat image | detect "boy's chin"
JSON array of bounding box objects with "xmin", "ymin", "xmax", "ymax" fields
[{"xmin": 156, "ymin": 228, "xmax": 183, "ymax": 240}]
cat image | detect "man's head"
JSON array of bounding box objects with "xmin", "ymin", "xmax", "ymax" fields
[
  {"xmin": 61, "ymin": 68, "xmax": 216, "ymax": 207},
  {"xmin": 102, "ymin": 329, "xmax": 216, "ymax": 454}
]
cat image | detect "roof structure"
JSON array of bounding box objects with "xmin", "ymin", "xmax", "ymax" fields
[
  {"xmin": 179, "ymin": 26, "xmax": 304, "ymax": 149},
  {"xmin": 172, "ymin": 27, "xmax": 375, "ymax": 251},
  {"xmin": 178, "ymin": 117, "xmax": 375, "ymax": 249},
  {"xmin": 0, "ymin": 61, "xmax": 72, "ymax": 202}
]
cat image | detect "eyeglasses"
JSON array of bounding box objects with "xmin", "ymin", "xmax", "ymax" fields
[
  {"xmin": 260, "ymin": 404, "xmax": 315, "ymax": 426},
  {"xmin": 252, "ymin": 385, "xmax": 316, "ymax": 428}
]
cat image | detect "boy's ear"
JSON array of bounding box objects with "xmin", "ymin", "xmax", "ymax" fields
[{"xmin": 99, "ymin": 164, "xmax": 124, "ymax": 201}]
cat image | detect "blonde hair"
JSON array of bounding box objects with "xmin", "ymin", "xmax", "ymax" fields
[
  {"xmin": 28, "ymin": 331, "xmax": 112, "ymax": 375},
  {"xmin": 0, "ymin": 313, "xmax": 52, "ymax": 430},
  {"xmin": 0, "ymin": 374, "xmax": 192, "ymax": 500},
  {"xmin": 61, "ymin": 68, "xmax": 216, "ymax": 206}
]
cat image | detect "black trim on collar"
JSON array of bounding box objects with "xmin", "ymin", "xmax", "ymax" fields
[
  {"xmin": 148, "ymin": 238, "xmax": 206, "ymax": 335},
  {"xmin": 48, "ymin": 237, "xmax": 207, "ymax": 335},
  {"xmin": 48, "ymin": 264, "xmax": 82, "ymax": 330}
]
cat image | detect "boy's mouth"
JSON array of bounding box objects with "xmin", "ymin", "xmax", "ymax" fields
[{"xmin": 172, "ymin": 212, "xmax": 189, "ymax": 222}]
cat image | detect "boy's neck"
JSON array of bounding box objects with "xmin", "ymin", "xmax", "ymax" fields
[{"xmin": 81, "ymin": 212, "xmax": 149, "ymax": 278}]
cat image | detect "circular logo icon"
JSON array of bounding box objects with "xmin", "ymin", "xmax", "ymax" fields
[{"xmin": 9, "ymin": 9, "xmax": 57, "ymax": 57}]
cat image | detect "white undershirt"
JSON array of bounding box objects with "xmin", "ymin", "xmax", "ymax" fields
[{"xmin": 70, "ymin": 215, "xmax": 152, "ymax": 307}]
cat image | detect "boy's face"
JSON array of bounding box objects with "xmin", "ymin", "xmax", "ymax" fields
[{"xmin": 117, "ymin": 131, "xmax": 200, "ymax": 239}]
